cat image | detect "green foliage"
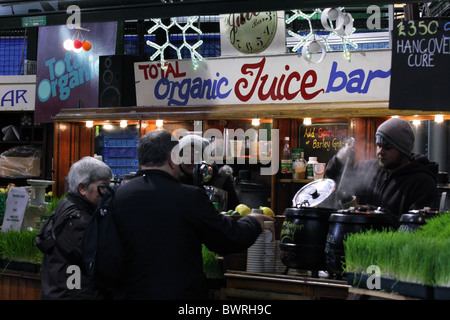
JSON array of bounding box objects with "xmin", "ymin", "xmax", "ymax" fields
[
  {"xmin": 344, "ymin": 212, "xmax": 450, "ymax": 286},
  {"xmin": 46, "ymin": 195, "xmax": 66, "ymax": 215},
  {"xmin": 0, "ymin": 229, "xmax": 42, "ymax": 264},
  {"xmin": 202, "ymin": 245, "xmax": 223, "ymax": 279}
]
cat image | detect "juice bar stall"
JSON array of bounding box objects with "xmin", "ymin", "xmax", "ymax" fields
[{"xmin": 50, "ymin": 45, "xmax": 450, "ymax": 300}]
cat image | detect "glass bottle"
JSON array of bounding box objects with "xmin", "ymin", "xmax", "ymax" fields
[
  {"xmin": 293, "ymin": 149, "xmax": 307, "ymax": 180},
  {"xmin": 280, "ymin": 137, "xmax": 292, "ymax": 179}
]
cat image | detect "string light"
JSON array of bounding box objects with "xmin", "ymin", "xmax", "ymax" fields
[
  {"xmin": 86, "ymin": 121, "xmax": 93, "ymax": 128},
  {"xmin": 287, "ymin": 8, "xmax": 357, "ymax": 63},
  {"xmin": 156, "ymin": 119, "xmax": 164, "ymax": 129},
  {"xmin": 146, "ymin": 17, "xmax": 204, "ymax": 70},
  {"xmin": 252, "ymin": 118, "xmax": 260, "ymax": 126},
  {"xmin": 303, "ymin": 118, "xmax": 312, "ymax": 125},
  {"xmin": 120, "ymin": 120, "xmax": 128, "ymax": 128},
  {"xmin": 435, "ymin": 115, "xmax": 444, "ymax": 123}
]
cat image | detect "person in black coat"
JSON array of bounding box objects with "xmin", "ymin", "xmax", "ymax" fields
[
  {"xmin": 177, "ymin": 134, "xmax": 241, "ymax": 210},
  {"xmin": 111, "ymin": 129, "xmax": 273, "ymax": 300},
  {"xmin": 325, "ymin": 117, "xmax": 439, "ymax": 216},
  {"xmin": 38, "ymin": 156, "xmax": 113, "ymax": 299}
]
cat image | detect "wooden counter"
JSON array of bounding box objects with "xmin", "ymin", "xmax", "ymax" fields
[{"xmin": 220, "ymin": 270, "xmax": 350, "ymax": 300}]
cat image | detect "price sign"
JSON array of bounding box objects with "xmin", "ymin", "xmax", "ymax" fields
[
  {"xmin": 2, "ymin": 188, "xmax": 29, "ymax": 232},
  {"xmin": 389, "ymin": 19, "xmax": 450, "ymax": 111}
]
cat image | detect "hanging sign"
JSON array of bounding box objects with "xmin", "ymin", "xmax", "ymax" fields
[
  {"xmin": 0, "ymin": 75, "xmax": 36, "ymax": 111},
  {"xmin": 135, "ymin": 49, "xmax": 391, "ymax": 107},
  {"xmin": 34, "ymin": 22, "xmax": 117, "ymax": 123},
  {"xmin": 389, "ymin": 19, "xmax": 450, "ymax": 111},
  {"xmin": 2, "ymin": 187, "xmax": 29, "ymax": 232}
]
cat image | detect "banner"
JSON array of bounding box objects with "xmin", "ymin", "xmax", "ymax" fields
[
  {"xmin": 35, "ymin": 22, "xmax": 117, "ymax": 123},
  {"xmin": 0, "ymin": 75, "xmax": 35, "ymax": 111},
  {"xmin": 135, "ymin": 50, "xmax": 391, "ymax": 107}
]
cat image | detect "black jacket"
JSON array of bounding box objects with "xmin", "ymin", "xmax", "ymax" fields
[
  {"xmin": 178, "ymin": 164, "xmax": 241, "ymax": 210},
  {"xmin": 112, "ymin": 169, "xmax": 262, "ymax": 299},
  {"xmin": 325, "ymin": 153, "xmax": 439, "ymax": 215},
  {"xmin": 40, "ymin": 193, "xmax": 104, "ymax": 300}
]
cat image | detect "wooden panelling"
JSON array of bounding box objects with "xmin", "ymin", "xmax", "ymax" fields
[
  {"xmin": 54, "ymin": 122, "xmax": 95, "ymax": 197},
  {"xmin": 349, "ymin": 117, "xmax": 389, "ymax": 162},
  {"xmin": 0, "ymin": 271, "xmax": 41, "ymax": 300}
]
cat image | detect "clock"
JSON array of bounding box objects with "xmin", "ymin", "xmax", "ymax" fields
[{"xmin": 223, "ymin": 12, "xmax": 278, "ymax": 54}]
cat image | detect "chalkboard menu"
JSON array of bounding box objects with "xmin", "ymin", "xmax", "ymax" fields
[
  {"xmin": 389, "ymin": 19, "xmax": 450, "ymax": 111},
  {"xmin": 298, "ymin": 123, "xmax": 348, "ymax": 164}
]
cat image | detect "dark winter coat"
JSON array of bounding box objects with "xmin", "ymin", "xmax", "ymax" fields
[
  {"xmin": 111, "ymin": 169, "xmax": 262, "ymax": 300},
  {"xmin": 325, "ymin": 153, "xmax": 439, "ymax": 215},
  {"xmin": 178, "ymin": 164, "xmax": 240, "ymax": 210},
  {"xmin": 40, "ymin": 193, "xmax": 104, "ymax": 300}
]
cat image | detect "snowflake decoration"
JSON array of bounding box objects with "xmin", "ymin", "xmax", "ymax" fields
[
  {"xmin": 287, "ymin": 8, "xmax": 358, "ymax": 62},
  {"xmin": 146, "ymin": 16, "xmax": 204, "ymax": 70}
]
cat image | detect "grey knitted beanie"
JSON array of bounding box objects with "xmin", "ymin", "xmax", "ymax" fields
[{"xmin": 375, "ymin": 118, "xmax": 415, "ymax": 156}]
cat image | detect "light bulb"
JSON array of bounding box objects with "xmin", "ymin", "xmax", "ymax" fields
[
  {"xmin": 435, "ymin": 115, "xmax": 444, "ymax": 123},
  {"xmin": 63, "ymin": 39, "xmax": 74, "ymax": 51}
]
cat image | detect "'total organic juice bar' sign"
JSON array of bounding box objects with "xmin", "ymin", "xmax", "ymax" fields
[{"xmin": 134, "ymin": 50, "xmax": 391, "ymax": 107}]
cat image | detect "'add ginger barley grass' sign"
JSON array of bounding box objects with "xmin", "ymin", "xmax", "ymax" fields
[
  {"xmin": 389, "ymin": 19, "xmax": 450, "ymax": 111},
  {"xmin": 134, "ymin": 50, "xmax": 391, "ymax": 107}
]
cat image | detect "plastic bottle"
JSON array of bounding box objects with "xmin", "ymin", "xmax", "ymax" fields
[
  {"xmin": 293, "ymin": 149, "xmax": 307, "ymax": 180},
  {"xmin": 306, "ymin": 156, "xmax": 318, "ymax": 179},
  {"xmin": 280, "ymin": 137, "xmax": 292, "ymax": 178}
]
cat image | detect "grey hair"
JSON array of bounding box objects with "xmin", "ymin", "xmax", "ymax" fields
[
  {"xmin": 138, "ymin": 129, "xmax": 179, "ymax": 167},
  {"xmin": 68, "ymin": 156, "xmax": 113, "ymax": 194}
]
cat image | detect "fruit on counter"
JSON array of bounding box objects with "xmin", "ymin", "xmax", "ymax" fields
[
  {"xmin": 0, "ymin": 188, "xmax": 5, "ymax": 194},
  {"xmin": 259, "ymin": 206, "xmax": 275, "ymax": 217},
  {"xmin": 235, "ymin": 204, "xmax": 251, "ymax": 216},
  {"xmin": 5, "ymin": 183, "xmax": 15, "ymax": 193}
]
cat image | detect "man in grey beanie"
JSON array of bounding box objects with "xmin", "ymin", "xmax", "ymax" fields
[{"xmin": 325, "ymin": 118, "xmax": 439, "ymax": 217}]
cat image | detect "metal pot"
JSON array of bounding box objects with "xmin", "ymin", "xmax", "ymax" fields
[
  {"xmin": 325, "ymin": 207, "xmax": 397, "ymax": 275},
  {"xmin": 399, "ymin": 208, "xmax": 439, "ymax": 232},
  {"xmin": 280, "ymin": 179, "xmax": 337, "ymax": 272},
  {"xmin": 280, "ymin": 207, "xmax": 335, "ymax": 271}
]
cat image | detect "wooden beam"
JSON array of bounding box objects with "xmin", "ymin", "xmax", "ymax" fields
[{"xmin": 53, "ymin": 102, "xmax": 450, "ymax": 122}]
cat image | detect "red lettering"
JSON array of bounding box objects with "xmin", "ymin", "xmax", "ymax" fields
[
  {"xmin": 301, "ymin": 70, "xmax": 324, "ymax": 100},
  {"xmin": 235, "ymin": 58, "xmax": 324, "ymax": 102},
  {"xmin": 284, "ymin": 70, "xmax": 301, "ymax": 100},
  {"xmin": 149, "ymin": 65, "xmax": 159, "ymax": 78},
  {"xmin": 235, "ymin": 58, "xmax": 266, "ymax": 102},
  {"xmin": 138, "ymin": 64, "xmax": 150, "ymax": 80}
]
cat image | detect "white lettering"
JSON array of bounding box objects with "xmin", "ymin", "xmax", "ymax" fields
[{"xmin": 66, "ymin": 265, "xmax": 81, "ymax": 290}]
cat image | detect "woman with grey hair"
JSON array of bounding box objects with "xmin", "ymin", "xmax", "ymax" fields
[{"xmin": 39, "ymin": 156, "xmax": 113, "ymax": 299}]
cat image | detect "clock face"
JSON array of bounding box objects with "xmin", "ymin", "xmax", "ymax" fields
[{"xmin": 223, "ymin": 12, "xmax": 278, "ymax": 54}]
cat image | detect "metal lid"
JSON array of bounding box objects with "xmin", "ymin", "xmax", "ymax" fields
[{"xmin": 292, "ymin": 178, "xmax": 336, "ymax": 208}]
